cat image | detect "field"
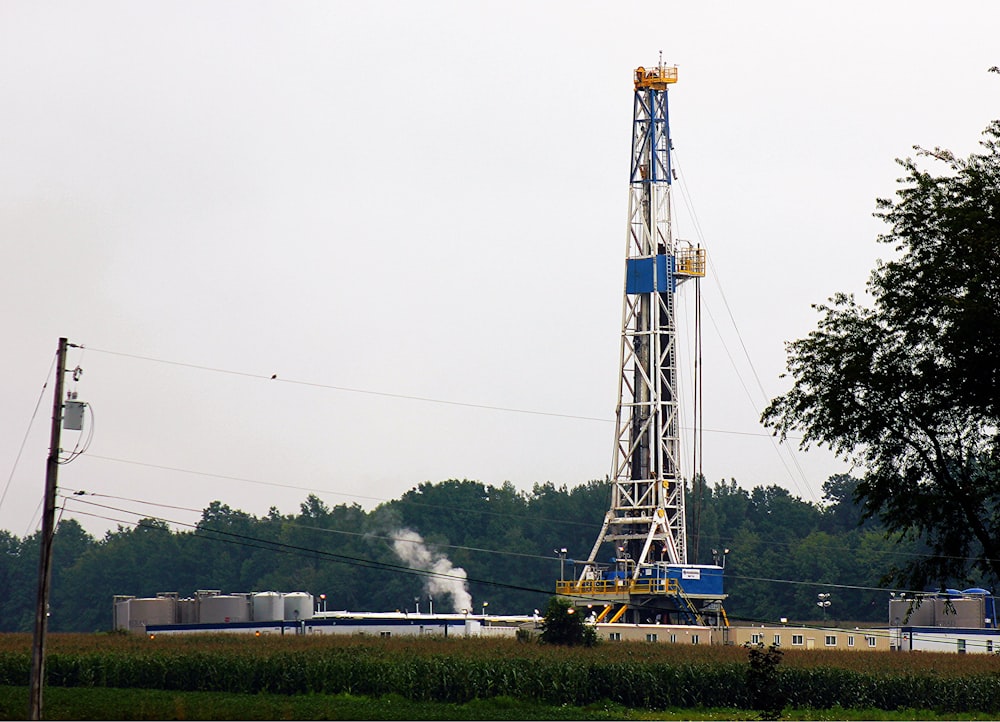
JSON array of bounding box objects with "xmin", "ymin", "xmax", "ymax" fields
[{"xmin": 2, "ymin": 633, "xmax": 1000, "ymax": 720}]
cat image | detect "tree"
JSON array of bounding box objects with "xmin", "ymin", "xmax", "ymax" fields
[
  {"xmin": 744, "ymin": 643, "xmax": 785, "ymax": 720},
  {"xmin": 762, "ymin": 115, "xmax": 1000, "ymax": 589},
  {"xmin": 539, "ymin": 596, "xmax": 596, "ymax": 646},
  {"xmin": 819, "ymin": 474, "xmax": 871, "ymax": 533}
]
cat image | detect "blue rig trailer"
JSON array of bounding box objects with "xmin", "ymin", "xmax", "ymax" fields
[{"xmin": 557, "ymin": 561, "xmax": 728, "ymax": 627}]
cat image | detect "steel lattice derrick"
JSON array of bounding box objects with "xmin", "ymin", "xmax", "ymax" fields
[
  {"xmin": 582, "ymin": 63, "xmax": 686, "ymax": 580},
  {"xmin": 560, "ymin": 63, "xmax": 724, "ymax": 629}
]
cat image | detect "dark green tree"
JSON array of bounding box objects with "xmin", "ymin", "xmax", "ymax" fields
[
  {"xmin": 538, "ymin": 596, "xmax": 596, "ymax": 646},
  {"xmin": 819, "ymin": 474, "xmax": 872, "ymax": 533},
  {"xmin": 744, "ymin": 643, "xmax": 785, "ymax": 720},
  {"xmin": 763, "ymin": 115, "xmax": 1000, "ymax": 588},
  {"xmin": 49, "ymin": 519, "xmax": 97, "ymax": 630}
]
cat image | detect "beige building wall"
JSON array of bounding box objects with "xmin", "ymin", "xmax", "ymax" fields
[
  {"xmin": 596, "ymin": 623, "xmax": 891, "ymax": 651},
  {"xmin": 727, "ymin": 625, "xmax": 891, "ymax": 651}
]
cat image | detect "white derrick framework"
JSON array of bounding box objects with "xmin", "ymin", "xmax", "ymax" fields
[{"xmin": 581, "ymin": 62, "xmax": 704, "ymax": 582}]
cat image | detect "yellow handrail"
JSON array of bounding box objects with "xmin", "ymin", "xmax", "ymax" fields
[
  {"xmin": 555, "ymin": 577, "xmax": 680, "ymax": 597},
  {"xmin": 634, "ymin": 65, "xmax": 678, "ymax": 89},
  {"xmin": 675, "ymin": 248, "xmax": 706, "ymax": 277}
]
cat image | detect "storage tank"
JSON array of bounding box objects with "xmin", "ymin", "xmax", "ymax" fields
[
  {"xmin": 283, "ymin": 592, "xmax": 314, "ymax": 621},
  {"xmin": 949, "ymin": 597, "xmax": 985, "ymax": 628},
  {"xmin": 961, "ymin": 588, "xmax": 995, "ymax": 627},
  {"xmin": 200, "ymin": 594, "xmax": 250, "ymax": 624},
  {"xmin": 252, "ymin": 592, "xmax": 284, "ymax": 622},
  {"xmin": 890, "ymin": 597, "xmax": 934, "ymax": 626},
  {"xmin": 113, "ymin": 595, "xmax": 135, "ymax": 631},
  {"xmin": 178, "ymin": 598, "xmax": 198, "ymax": 624},
  {"xmin": 127, "ymin": 597, "xmax": 176, "ymax": 632}
]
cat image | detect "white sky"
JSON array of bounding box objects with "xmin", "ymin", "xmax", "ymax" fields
[{"xmin": 2, "ymin": 1, "xmax": 997, "ymax": 538}]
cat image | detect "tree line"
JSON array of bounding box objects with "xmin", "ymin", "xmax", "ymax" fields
[{"xmin": 0, "ymin": 474, "xmax": 967, "ymax": 633}]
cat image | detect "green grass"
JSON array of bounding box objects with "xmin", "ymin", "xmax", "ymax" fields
[
  {"xmin": 1, "ymin": 687, "xmax": 998, "ymax": 721},
  {"xmin": 0, "ymin": 686, "xmax": 684, "ymax": 720}
]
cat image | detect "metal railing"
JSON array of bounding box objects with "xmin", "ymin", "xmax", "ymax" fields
[
  {"xmin": 634, "ymin": 65, "xmax": 679, "ymax": 89},
  {"xmin": 556, "ymin": 577, "xmax": 680, "ymax": 597},
  {"xmin": 675, "ymin": 248, "xmax": 706, "ymax": 277}
]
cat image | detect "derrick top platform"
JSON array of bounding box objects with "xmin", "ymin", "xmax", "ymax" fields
[{"xmin": 634, "ymin": 64, "xmax": 678, "ymax": 90}]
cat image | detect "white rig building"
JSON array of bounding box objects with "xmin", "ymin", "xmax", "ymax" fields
[{"xmin": 114, "ymin": 590, "xmax": 533, "ymax": 638}]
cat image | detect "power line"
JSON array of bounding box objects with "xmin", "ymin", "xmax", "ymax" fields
[
  {"xmin": 60, "ymin": 492, "xmax": 941, "ymax": 602},
  {"xmin": 66, "ymin": 489, "xmax": 567, "ymax": 564},
  {"xmin": 62, "ymin": 498, "xmax": 561, "ymax": 601},
  {"xmin": 84, "ymin": 347, "xmax": 611, "ymax": 424},
  {"xmin": 81, "ymin": 346, "xmax": 796, "ymax": 441},
  {"xmin": 76, "ymin": 455, "xmax": 606, "ymax": 531},
  {"xmin": 69, "ymin": 446, "xmax": 995, "ymax": 579},
  {"xmin": 1, "ymin": 352, "xmax": 57, "ymax": 515},
  {"xmin": 69, "ymin": 481, "xmax": 983, "ymax": 574},
  {"xmin": 64, "ymin": 496, "xmax": 955, "ymax": 634},
  {"xmin": 723, "ymin": 572, "xmax": 922, "ymax": 597},
  {"xmin": 67, "ymin": 463, "xmax": 985, "ymax": 571},
  {"xmin": 673, "ymin": 152, "xmax": 820, "ymax": 504}
]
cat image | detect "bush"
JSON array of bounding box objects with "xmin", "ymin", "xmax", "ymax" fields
[{"xmin": 538, "ymin": 597, "xmax": 597, "ymax": 647}]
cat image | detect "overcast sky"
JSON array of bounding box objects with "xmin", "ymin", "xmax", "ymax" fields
[{"xmin": 2, "ymin": 1, "xmax": 997, "ymax": 539}]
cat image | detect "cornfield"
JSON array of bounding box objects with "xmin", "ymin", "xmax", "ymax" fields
[{"xmin": 2, "ymin": 634, "xmax": 999, "ymax": 713}]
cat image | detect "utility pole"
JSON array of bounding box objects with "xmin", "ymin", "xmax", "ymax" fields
[{"xmin": 29, "ymin": 337, "xmax": 69, "ymax": 720}]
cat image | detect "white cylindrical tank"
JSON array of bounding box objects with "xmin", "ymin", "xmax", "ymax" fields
[
  {"xmin": 200, "ymin": 594, "xmax": 250, "ymax": 624},
  {"xmin": 128, "ymin": 597, "xmax": 175, "ymax": 631},
  {"xmin": 252, "ymin": 592, "xmax": 284, "ymax": 622},
  {"xmin": 283, "ymin": 592, "xmax": 314, "ymax": 621}
]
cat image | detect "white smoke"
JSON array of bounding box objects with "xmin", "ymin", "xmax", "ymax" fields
[{"xmin": 390, "ymin": 528, "xmax": 473, "ymax": 613}]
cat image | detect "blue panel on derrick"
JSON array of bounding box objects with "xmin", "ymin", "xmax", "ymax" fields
[
  {"xmin": 635, "ymin": 564, "xmax": 724, "ymax": 595},
  {"xmin": 668, "ymin": 565, "xmax": 724, "ymax": 596},
  {"xmin": 625, "ymin": 255, "xmax": 674, "ymax": 294}
]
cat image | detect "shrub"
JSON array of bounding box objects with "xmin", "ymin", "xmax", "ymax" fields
[{"xmin": 538, "ymin": 597, "xmax": 597, "ymax": 647}]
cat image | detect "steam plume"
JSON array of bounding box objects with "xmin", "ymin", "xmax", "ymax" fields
[{"xmin": 390, "ymin": 528, "xmax": 473, "ymax": 612}]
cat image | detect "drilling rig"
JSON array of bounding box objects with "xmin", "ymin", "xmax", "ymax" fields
[{"xmin": 556, "ymin": 61, "xmax": 727, "ymax": 627}]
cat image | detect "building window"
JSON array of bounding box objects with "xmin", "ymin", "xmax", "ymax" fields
[
  {"xmin": 380, "ymin": 631, "xmax": 391, "ymax": 638},
  {"xmin": 847, "ymin": 635, "xmax": 855, "ymax": 647},
  {"xmin": 988, "ymin": 640, "xmax": 994, "ymax": 653},
  {"xmin": 958, "ymin": 639, "xmax": 967, "ymax": 654},
  {"xmin": 751, "ymin": 633, "xmax": 763, "ymax": 645},
  {"xmin": 645, "ymin": 633, "xmax": 658, "ymax": 643},
  {"xmin": 773, "ymin": 634, "xmax": 781, "ymax": 646},
  {"xmin": 608, "ymin": 632, "xmax": 621, "ymax": 641},
  {"xmin": 867, "ymin": 636, "xmax": 877, "ymax": 648},
  {"xmin": 692, "ymin": 634, "xmax": 700, "ymax": 645},
  {"xmin": 792, "ymin": 634, "xmax": 803, "ymax": 646},
  {"xmin": 669, "ymin": 634, "xmax": 677, "ymax": 643},
  {"xmin": 825, "ymin": 635, "xmax": 837, "ymax": 646}
]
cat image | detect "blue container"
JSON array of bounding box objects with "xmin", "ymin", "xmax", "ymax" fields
[{"xmin": 666, "ymin": 565, "xmax": 724, "ymax": 596}]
